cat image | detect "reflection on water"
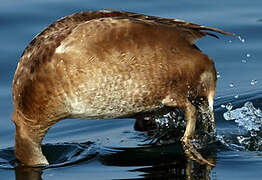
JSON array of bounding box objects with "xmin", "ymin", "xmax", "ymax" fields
[
  {"xmin": 101, "ymin": 145, "xmax": 216, "ymax": 180},
  {"xmin": 11, "ymin": 143, "xmax": 216, "ymax": 180},
  {"xmin": 15, "ymin": 166, "xmax": 42, "ymax": 180}
]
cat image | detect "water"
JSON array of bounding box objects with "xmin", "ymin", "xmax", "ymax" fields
[{"xmin": 1, "ymin": 0, "xmax": 262, "ymax": 179}]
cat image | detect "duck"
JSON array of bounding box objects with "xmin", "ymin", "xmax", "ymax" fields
[{"xmin": 12, "ymin": 10, "xmax": 233, "ymax": 167}]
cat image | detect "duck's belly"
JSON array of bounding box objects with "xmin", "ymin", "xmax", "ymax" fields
[{"xmin": 66, "ymin": 66, "xmax": 167, "ymax": 119}]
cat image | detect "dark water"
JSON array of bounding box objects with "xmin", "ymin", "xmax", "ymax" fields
[{"xmin": 1, "ymin": 0, "xmax": 262, "ymax": 179}]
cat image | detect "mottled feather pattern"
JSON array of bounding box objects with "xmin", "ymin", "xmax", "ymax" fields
[
  {"xmin": 14, "ymin": 10, "xmax": 234, "ymax": 85},
  {"xmin": 12, "ymin": 10, "xmax": 233, "ymax": 166}
]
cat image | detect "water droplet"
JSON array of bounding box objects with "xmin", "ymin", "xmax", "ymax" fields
[
  {"xmin": 237, "ymin": 136, "xmax": 243, "ymax": 140},
  {"xmin": 237, "ymin": 36, "xmax": 245, "ymax": 43},
  {"xmin": 225, "ymin": 103, "xmax": 233, "ymax": 111},
  {"xmin": 246, "ymin": 53, "xmax": 251, "ymax": 58},
  {"xmin": 234, "ymin": 95, "xmax": 239, "ymax": 99},
  {"xmin": 229, "ymin": 83, "xmax": 234, "ymax": 88},
  {"xmin": 250, "ymin": 130, "xmax": 257, "ymax": 137},
  {"xmin": 254, "ymin": 108, "xmax": 262, "ymax": 118},
  {"xmin": 223, "ymin": 111, "xmax": 234, "ymax": 120},
  {"xmin": 237, "ymin": 136, "xmax": 245, "ymax": 143},
  {"xmin": 217, "ymin": 72, "xmax": 221, "ymax": 78},
  {"xmin": 251, "ymin": 79, "xmax": 258, "ymax": 85},
  {"xmin": 221, "ymin": 104, "xmax": 226, "ymax": 108},
  {"xmin": 241, "ymin": 59, "xmax": 247, "ymax": 63}
]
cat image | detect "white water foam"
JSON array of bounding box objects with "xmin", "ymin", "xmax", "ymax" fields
[{"xmin": 223, "ymin": 102, "xmax": 262, "ymax": 131}]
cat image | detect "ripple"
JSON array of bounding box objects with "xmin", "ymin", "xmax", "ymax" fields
[{"xmin": 0, "ymin": 142, "xmax": 99, "ymax": 169}]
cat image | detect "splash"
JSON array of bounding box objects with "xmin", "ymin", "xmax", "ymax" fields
[
  {"xmin": 149, "ymin": 109, "xmax": 186, "ymax": 144},
  {"xmin": 147, "ymin": 104, "xmax": 215, "ymax": 148},
  {"xmin": 223, "ymin": 102, "xmax": 262, "ymax": 131},
  {"xmin": 148, "ymin": 101, "xmax": 262, "ymax": 152},
  {"xmin": 222, "ymin": 102, "xmax": 262, "ymax": 151}
]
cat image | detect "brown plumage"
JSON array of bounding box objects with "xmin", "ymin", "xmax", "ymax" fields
[{"xmin": 12, "ymin": 10, "xmax": 233, "ymax": 167}]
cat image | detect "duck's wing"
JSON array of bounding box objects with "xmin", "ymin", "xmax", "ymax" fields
[
  {"xmin": 22, "ymin": 10, "xmax": 234, "ymax": 58},
  {"xmin": 88, "ymin": 10, "xmax": 235, "ymax": 44}
]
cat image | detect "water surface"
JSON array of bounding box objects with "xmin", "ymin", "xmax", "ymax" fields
[{"xmin": 1, "ymin": 0, "xmax": 262, "ymax": 179}]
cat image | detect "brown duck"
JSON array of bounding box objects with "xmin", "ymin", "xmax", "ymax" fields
[{"xmin": 12, "ymin": 10, "xmax": 233, "ymax": 167}]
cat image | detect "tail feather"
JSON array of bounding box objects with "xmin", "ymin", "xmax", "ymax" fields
[{"xmin": 94, "ymin": 10, "xmax": 235, "ymax": 43}]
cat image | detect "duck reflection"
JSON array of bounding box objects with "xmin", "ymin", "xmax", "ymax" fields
[
  {"xmin": 14, "ymin": 148, "xmax": 215, "ymax": 180},
  {"xmin": 14, "ymin": 146, "xmax": 216, "ymax": 180},
  {"xmin": 15, "ymin": 166, "xmax": 42, "ymax": 180},
  {"xmin": 100, "ymin": 144, "xmax": 216, "ymax": 180}
]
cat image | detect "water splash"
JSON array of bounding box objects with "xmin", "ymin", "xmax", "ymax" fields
[
  {"xmin": 150, "ymin": 109, "xmax": 186, "ymax": 144},
  {"xmin": 225, "ymin": 103, "xmax": 233, "ymax": 111},
  {"xmin": 154, "ymin": 111, "xmax": 184, "ymax": 128},
  {"xmin": 222, "ymin": 102, "xmax": 262, "ymax": 151},
  {"xmin": 223, "ymin": 102, "xmax": 262, "ymax": 131},
  {"xmin": 148, "ymin": 104, "xmax": 215, "ymax": 149}
]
